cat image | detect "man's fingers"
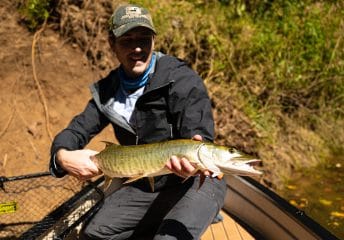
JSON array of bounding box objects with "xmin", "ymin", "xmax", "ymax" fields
[
  {"xmin": 167, "ymin": 156, "xmax": 194, "ymax": 178},
  {"xmin": 170, "ymin": 155, "xmax": 182, "ymax": 171},
  {"xmin": 192, "ymin": 134, "xmax": 203, "ymax": 141},
  {"xmin": 167, "ymin": 154, "xmax": 210, "ymax": 178},
  {"xmin": 166, "ymin": 156, "xmax": 184, "ymax": 178},
  {"xmin": 203, "ymin": 170, "xmax": 211, "ymax": 176},
  {"xmin": 85, "ymin": 149, "xmax": 99, "ymax": 156},
  {"xmin": 180, "ymin": 157, "xmax": 195, "ymax": 173}
]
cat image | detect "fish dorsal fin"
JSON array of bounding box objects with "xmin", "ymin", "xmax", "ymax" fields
[
  {"xmin": 197, "ymin": 144, "xmax": 222, "ymax": 177},
  {"xmin": 101, "ymin": 141, "xmax": 118, "ymax": 147}
]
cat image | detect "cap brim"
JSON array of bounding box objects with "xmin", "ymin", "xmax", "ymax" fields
[{"xmin": 113, "ymin": 22, "xmax": 156, "ymax": 38}]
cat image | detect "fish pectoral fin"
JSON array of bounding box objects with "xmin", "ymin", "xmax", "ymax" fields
[
  {"xmin": 101, "ymin": 141, "xmax": 119, "ymax": 147},
  {"xmin": 216, "ymin": 172, "xmax": 224, "ymax": 180}
]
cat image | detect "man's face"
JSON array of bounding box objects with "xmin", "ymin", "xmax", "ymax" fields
[{"xmin": 112, "ymin": 27, "xmax": 155, "ymax": 78}]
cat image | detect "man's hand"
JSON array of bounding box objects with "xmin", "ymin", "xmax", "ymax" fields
[
  {"xmin": 165, "ymin": 135, "xmax": 210, "ymax": 178},
  {"xmin": 56, "ymin": 149, "xmax": 101, "ymax": 181}
]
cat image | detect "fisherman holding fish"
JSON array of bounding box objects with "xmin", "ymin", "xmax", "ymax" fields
[{"xmin": 50, "ymin": 4, "xmax": 228, "ymax": 239}]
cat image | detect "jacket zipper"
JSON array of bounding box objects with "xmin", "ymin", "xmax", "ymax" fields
[
  {"xmin": 133, "ymin": 80, "xmax": 175, "ymax": 145},
  {"xmin": 169, "ymin": 124, "xmax": 173, "ymax": 139}
]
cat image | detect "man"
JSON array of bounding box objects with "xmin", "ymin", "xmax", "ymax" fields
[{"xmin": 50, "ymin": 4, "xmax": 226, "ymax": 239}]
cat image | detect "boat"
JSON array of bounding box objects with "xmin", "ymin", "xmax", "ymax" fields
[
  {"xmin": 1, "ymin": 173, "xmax": 339, "ymax": 239},
  {"xmin": 101, "ymin": 175, "xmax": 340, "ymax": 240}
]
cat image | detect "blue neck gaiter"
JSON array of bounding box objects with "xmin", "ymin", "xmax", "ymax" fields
[{"xmin": 119, "ymin": 53, "xmax": 156, "ymax": 91}]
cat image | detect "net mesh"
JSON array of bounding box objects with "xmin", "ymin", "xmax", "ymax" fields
[{"xmin": 0, "ymin": 173, "xmax": 103, "ymax": 240}]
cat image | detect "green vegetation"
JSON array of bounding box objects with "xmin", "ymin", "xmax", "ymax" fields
[
  {"xmin": 19, "ymin": 0, "xmax": 53, "ymax": 31},
  {"xmin": 130, "ymin": 0, "xmax": 343, "ymax": 176},
  {"xmin": 17, "ymin": 0, "xmax": 342, "ymax": 174},
  {"xmin": 19, "ymin": 0, "xmax": 343, "ymax": 182}
]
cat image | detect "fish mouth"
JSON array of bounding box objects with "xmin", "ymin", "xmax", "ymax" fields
[
  {"xmin": 232, "ymin": 159, "xmax": 261, "ymax": 168},
  {"xmin": 221, "ymin": 159, "xmax": 262, "ymax": 176},
  {"xmin": 239, "ymin": 159, "xmax": 261, "ymax": 166}
]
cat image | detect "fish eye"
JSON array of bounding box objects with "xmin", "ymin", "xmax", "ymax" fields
[{"xmin": 228, "ymin": 148, "xmax": 235, "ymax": 154}]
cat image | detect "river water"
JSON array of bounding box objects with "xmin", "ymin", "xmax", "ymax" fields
[{"xmin": 278, "ymin": 155, "xmax": 344, "ymax": 239}]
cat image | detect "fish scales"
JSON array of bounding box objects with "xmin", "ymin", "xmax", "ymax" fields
[
  {"xmin": 94, "ymin": 140, "xmax": 200, "ymax": 177},
  {"xmin": 91, "ymin": 139, "xmax": 262, "ymax": 191}
]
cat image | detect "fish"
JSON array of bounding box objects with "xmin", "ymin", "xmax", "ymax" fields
[{"xmin": 90, "ymin": 139, "xmax": 262, "ymax": 191}]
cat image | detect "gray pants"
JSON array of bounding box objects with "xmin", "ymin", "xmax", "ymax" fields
[{"xmin": 82, "ymin": 175, "xmax": 226, "ymax": 240}]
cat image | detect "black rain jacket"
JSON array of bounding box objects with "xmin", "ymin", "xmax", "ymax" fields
[{"xmin": 49, "ymin": 54, "xmax": 214, "ymax": 181}]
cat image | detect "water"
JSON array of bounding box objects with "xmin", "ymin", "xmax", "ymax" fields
[{"xmin": 278, "ymin": 155, "xmax": 344, "ymax": 239}]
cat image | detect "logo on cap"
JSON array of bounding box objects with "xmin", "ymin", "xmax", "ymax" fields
[
  {"xmin": 122, "ymin": 6, "xmax": 150, "ymax": 21},
  {"xmin": 125, "ymin": 6, "xmax": 141, "ymax": 16}
]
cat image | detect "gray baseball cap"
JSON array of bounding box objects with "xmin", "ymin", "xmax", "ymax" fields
[{"xmin": 109, "ymin": 4, "xmax": 156, "ymax": 37}]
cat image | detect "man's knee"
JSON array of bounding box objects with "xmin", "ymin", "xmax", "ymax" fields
[
  {"xmin": 81, "ymin": 223, "xmax": 133, "ymax": 240},
  {"xmin": 153, "ymin": 235, "xmax": 179, "ymax": 240},
  {"xmin": 80, "ymin": 223, "xmax": 99, "ymax": 240}
]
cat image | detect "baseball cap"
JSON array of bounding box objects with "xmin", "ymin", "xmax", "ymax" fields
[{"xmin": 109, "ymin": 4, "xmax": 156, "ymax": 38}]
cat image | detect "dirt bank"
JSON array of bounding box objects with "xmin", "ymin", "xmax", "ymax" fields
[{"xmin": 0, "ymin": 1, "xmax": 114, "ymax": 177}]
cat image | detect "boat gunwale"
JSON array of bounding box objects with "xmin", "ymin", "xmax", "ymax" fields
[{"xmin": 224, "ymin": 175, "xmax": 339, "ymax": 240}]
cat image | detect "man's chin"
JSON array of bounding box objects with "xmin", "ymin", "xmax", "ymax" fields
[
  {"xmin": 123, "ymin": 61, "xmax": 148, "ymax": 78},
  {"xmin": 131, "ymin": 65, "xmax": 147, "ymax": 76}
]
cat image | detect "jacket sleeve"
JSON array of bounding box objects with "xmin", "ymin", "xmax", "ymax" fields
[
  {"xmin": 49, "ymin": 99, "xmax": 109, "ymax": 177},
  {"xmin": 168, "ymin": 64, "xmax": 214, "ymax": 142}
]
